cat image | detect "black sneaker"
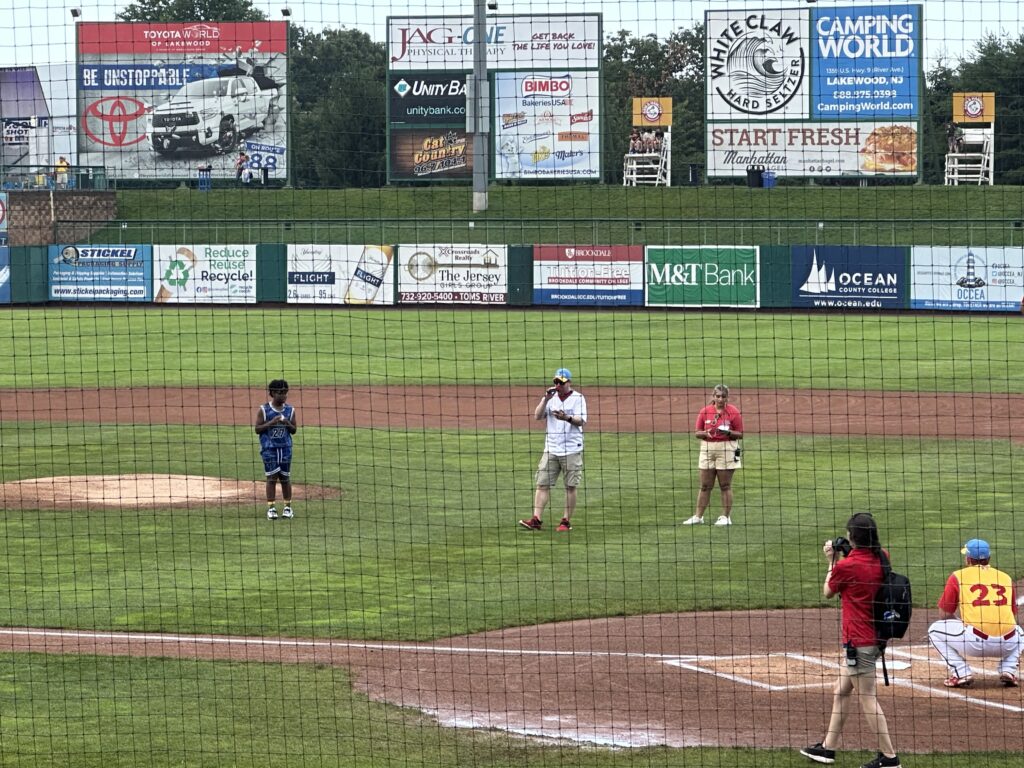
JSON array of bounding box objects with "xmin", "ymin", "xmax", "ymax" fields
[
  {"xmin": 861, "ymin": 754, "xmax": 901, "ymax": 768},
  {"xmin": 800, "ymin": 743, "xmax": 836, "ymax": 765}
]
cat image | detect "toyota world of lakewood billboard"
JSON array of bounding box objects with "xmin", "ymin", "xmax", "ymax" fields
[
  {"xmin": 76, "ymin": 22, "xmax": 288, "ymax": 180},
  {"xmin": 705, "ymin": 4, "xmax": 922, "ymax": 178}
]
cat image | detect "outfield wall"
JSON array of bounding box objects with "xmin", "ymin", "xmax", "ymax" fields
[{"xmin": 4, "ymin": 242, "xmax": 1021, "ymax": 311}]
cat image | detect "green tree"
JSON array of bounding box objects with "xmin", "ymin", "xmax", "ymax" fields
[
  {"xmin": 289, "ymin": 27, "xmax": 387, "ymax": 187},
  {"xmin": 117, "ymin": 0, "xmax": 265, "ymax": 22}
]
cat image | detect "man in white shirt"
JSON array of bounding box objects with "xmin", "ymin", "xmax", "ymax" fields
[{"xmin": 519, "ymin": 367, "xmax": 588, "ymax": 532}]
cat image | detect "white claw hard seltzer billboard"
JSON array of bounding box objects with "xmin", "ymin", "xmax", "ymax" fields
[{"xmin": 705, "ymin": 4, "xmax": 922, "ymax": 178}]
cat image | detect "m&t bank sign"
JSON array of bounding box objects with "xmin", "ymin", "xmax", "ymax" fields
[{"xmin": 645, "ymin": 246, "xmax": 760, "ymax": 307}]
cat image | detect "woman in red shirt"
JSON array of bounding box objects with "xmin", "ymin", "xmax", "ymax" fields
[
  {"xmin": 801, "ymin": 513, "xmax": 901, "ymax": 768},
  {"xmin": 683, "ymin": 384, "xmax": 743, "ymax": 526}
]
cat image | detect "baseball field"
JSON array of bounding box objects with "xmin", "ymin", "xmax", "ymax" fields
[{"xmin": 1, "ymin": 302, "xmax": 1022, "ymax": 767}]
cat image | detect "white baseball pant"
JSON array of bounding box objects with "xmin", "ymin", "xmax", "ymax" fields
[{"xmin": 927, "ymin": 619, "xmax": 1023, "ymax": 678}]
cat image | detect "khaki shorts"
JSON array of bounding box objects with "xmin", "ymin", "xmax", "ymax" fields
[
  {"xmin": 843, "ymin": 645, "xmax": 882, "ymax": 677},
  {"xmin": 699, "ymin": 440, "xmax": 741, "ymax": 470},
  {"xmin": 535, "ymin": 451, "xmax": 583, "ymax": 488}
]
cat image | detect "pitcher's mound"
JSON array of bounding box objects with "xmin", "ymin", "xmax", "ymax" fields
[{"xmin": 0, "ymin": 474, "xmax": 340, "ymax": 510}]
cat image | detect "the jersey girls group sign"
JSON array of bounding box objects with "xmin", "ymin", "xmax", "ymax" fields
[{"xmin": 705, "ymin": 4, "xmax": 922, "ymax": 177}]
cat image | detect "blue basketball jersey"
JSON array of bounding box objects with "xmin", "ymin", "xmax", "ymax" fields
[{"xmin": 259, "ymin": 403, "xmax": 295, "ymax": 451}]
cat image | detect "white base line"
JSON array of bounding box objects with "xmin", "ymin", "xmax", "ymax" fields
[{"xmin": 3, "ymin": 628, "xmax": 1021, "ymax": 713}]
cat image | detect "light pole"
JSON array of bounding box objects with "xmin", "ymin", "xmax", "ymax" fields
[
  {"xmin": 281, "ymin": 9, "xmax": 293, "ymax": 188},
  {"xmin": 470, "ymin": 0, "xmax": 491, "ymax": 212}
]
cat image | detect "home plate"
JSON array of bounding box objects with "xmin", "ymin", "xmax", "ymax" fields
[{"xmin": 879, "ymin": 660, "xmax": 911, "ymax": 670}]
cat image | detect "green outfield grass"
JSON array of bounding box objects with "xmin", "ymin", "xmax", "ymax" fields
[
  {"xmin": 1, "ymin": 308, "xmax": 1021, "ymax": 392},
  {"xmin": 101, "ymin": 186, "xmax": 1024, "ymax": 245},
  {"xmin": 1, "ymin": 424, "xmax": 1019, "ymax": 638}
]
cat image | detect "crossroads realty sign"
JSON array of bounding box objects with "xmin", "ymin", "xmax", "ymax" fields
[{"xmin": 646, "ymin": 247, "xmax": 759, "ymax": 307}]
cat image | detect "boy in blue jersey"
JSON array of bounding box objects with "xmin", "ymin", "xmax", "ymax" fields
[{"xmin": 255, "ymin": 379, "xmax": 298, "ymax": 520}]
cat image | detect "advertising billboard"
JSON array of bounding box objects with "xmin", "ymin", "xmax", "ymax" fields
[
  {"xmin": 791, "ymin": 246, "xmax": 906, "ymax": 309},
  {"xmin": 153, "ymin": 244, "xmax": 256, "ymax": 303},
  {"xmin": 953, "ymin": 92, "xmax": 995, "ymax": 123},
  {"xmin": 387, "ymin": 15, "xmax": 601, "ymax": 71},
  {"xmin": 707, "ymin": 120, "xmax": 917, "ymax": 177},
  {"xmin": 48, "ymin": 244, "xmax": 153, "ymax": 301},
  {"xmin": 705, "ymin": 4, "xmax": 922, "ymax": 177},
  {"xmin": 1, "ymin": 65, "xmax": 77, "ymax": 172},
  {"xmin": 286, "ymin": 244, "xmax": 395, "ymax": 305},
  {"xmin": 0, "ymin": 246, "xmax": 9, "ymax": 304},
  {"xmin": 390, "ymin": 129, "xmax": 473, "ymax": 180},
  {"xmin": 911, "ymin": 247, "xmax": 1024, "ymax": 311},
  {"xmin": 534, "ymin": 245, "xmax": 643, "ymax": 306},
  {"xmin": 76, "ymin": 22, "xmax": 288, "ymax": 180},
  {"xmin": 646, "ymin": 247, "xmax": 759, "ymax": 308},
  {"xmin": 397, "ymin": 244, "xmax": 508, "ymax": 304},
  {"xmin": 494, "ymin": 72, "xmax": 600, "ymax": 180},
  {"xmin": 389, "ymin": 73, "xmax": 467, "ymax": 126}
]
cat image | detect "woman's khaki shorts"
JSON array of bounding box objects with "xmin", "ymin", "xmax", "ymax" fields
[
  {"xmin": 535, "ymin": 451, "xmax": 583, "ymax": 488},
  {"xmin": 842, "ymin": 645, "xmax": 882, "ymax": 677},
  {"xmin": 699, "ymin": 440, "xmax": 741, "ymax": 470}
]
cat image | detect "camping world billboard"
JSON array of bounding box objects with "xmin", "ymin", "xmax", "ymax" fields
[
  {"xmin": 705, "ymin": 4, "xmax": 922, "ymax": 178},
  {"xmin": 76, "ymin": 22, "xmax": 288, "ymax": 180}
]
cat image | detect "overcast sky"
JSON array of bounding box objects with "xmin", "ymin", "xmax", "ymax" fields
[{"xmin": 0, "ymin": 0, "xmax": 1019, "ymax": 69}]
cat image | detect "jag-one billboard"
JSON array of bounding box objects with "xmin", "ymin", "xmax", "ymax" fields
[
  {"xmin": 387, "ymin": 15, "xmax": 601, "ymax": 71},
  {"xmin": 76, "ymin": 22, "xmax": 288, "ymax": 180},
  {"xmin": 705, "ymin": 4, "xmax": 922, "ymax": 177}
]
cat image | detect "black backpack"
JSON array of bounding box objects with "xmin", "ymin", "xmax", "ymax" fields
[{"xmin": 874, "ymin": 551, "xmax": 912, "ymax": 642}]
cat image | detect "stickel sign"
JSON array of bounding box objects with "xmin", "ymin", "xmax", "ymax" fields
[{"xmin": 49, "ymin": 244, "xmax": 153, "ymax": 301}]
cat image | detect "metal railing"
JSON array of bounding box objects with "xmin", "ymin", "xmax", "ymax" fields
[{"xmin": 1, "ymin": 165, "xmax": 109, "ymax": 191}]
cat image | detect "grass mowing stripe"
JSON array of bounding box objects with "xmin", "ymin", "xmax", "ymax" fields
[
  {"xmin": 1, "ymin": 308, "xmax": 1021, "ymax": 391},
  {"xmin": 1, "ymin": 424, "xmax": 1020, "ymax": 638}
]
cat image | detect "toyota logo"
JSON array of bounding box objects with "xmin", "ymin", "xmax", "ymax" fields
[{"xmin": 82, "ymin": 97, "xmax": 149, "ymax": 147}]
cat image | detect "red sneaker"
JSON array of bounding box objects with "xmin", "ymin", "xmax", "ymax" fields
[
  {"xmin": 518, "ymin": 517, "xmax": 542, "ymax": 531},
  {"xmin": 1000, "ymin": 671, "xmax": 1019, "ymax": 687},
  {"xmin": 556, "ymin": 519, "xmax": 572, "ymax": 532},
  {"xmin": 943, "ymin": 674, "xmax": 974, "ymax": 688}
]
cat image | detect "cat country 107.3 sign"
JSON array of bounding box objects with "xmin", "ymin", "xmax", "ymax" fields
[{"xmin": 705, "ymin": 4, "xmax": 922, "ymax": 178}]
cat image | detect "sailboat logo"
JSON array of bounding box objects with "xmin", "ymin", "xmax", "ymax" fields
[{"xmin": 799, "ymin": 250, "xmax": 836, "ymax": 293}]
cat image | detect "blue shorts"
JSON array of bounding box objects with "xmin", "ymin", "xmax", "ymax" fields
[{"xmin": 261, "ymin": 447, "xmax": 292, "ymax": 478}]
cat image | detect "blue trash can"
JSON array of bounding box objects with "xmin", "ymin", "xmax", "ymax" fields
[
  {"xmin": 762, "ymin": 170, "xmax": 777, "ymax": 189},
  {"xmin": 197, "ymin": 167, "xmax": 212, "ymax": 192}
]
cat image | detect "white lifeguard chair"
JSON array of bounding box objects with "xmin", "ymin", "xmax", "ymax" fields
[
  {"xmin": 945, "ymin": 127, "xmax": 994, "ymax": 185},
  {"xmin": 623, "ymin": 126, "xmax": 672, "ymax": 187}
]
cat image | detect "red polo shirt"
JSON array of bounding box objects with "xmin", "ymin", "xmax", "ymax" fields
[
  {"xmin": 695, "ymin": 404, "xmax": 743, "ymax": 442},
  {"xmin": 828, "ymin": 548, "xmax": 886, "ymax": 647}
]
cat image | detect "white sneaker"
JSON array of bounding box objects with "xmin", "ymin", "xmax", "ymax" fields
[
  {"xmin": 282, "ymin": 506, "xmax": 294, "ymax": 519},
  {"xmin": 267, "ymin": 507, "xmax": 279, "ymax": 520},
  {"xmin": 682, "ymin": 515, "xmax": 704, "ymax": 525},
  {"xmin": 714, "ymin": 516, "xmax": 732, "ymax": 526}
]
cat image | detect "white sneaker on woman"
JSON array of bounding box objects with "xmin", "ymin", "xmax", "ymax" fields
[
  {"xmin": 682, "ymin": 515, "xmax": 704, "ymax": 525},
  {"xmin": 714, "ymin": 516, "xmax": 732, "ymax": 526}
]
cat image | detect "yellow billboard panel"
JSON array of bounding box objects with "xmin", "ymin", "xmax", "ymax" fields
[
  {"xmin": 953, "ymin": 92, "xmax": 995, "ymax": 123},
  {"xmin": 632, "ymin": 97, "xmax": 673, "ymax": 127}
]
